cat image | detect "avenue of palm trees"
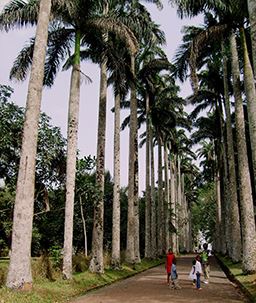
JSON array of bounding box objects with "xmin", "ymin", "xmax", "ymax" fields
[{"xmin": 0, "ymin": 0, "xmax": 256, "ymax": 291}]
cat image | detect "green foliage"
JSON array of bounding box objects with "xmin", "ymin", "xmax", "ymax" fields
[
  {"xmin": 35, "ymin": 254, "xmax": 54, "ymax": 281},
  {"xmin": 0, "ymin": 257, "xmax": 163, "ymax": 303},
  {"xmin": 218, "ymin": 254, "xmax": 256, "ymax": 301},
  {"xmin": 191, "ymin": 182, "xmax": 216, "ymax": 243},
  {"xmin": 0, "ymin": 86, "xmax": 67, "ymax": 255},
  {"xmin": 0, "ymin": 187, "xmax": 15, "ymax": 256},
  {"xmin": 49, "ymin": 245, "xmax": 62, "ymax": 270},
  {"xmin": 72, "ymin": 254, "xmax": 89, "ymax": 273}
]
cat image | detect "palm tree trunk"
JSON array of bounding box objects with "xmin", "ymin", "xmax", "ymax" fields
[
  {"xmin": 90, "ymin": 2, "xmax": 109, "ymax": 274},
  {"xmin": 111, "ymin": 93, "xmax": 121, "ymax": 268},
  {"xmin": 221, "ymin": 137, "xmax": 230, "ymax": 255},
  {"xmin": 63, "ymin": 29, "xmax": 81, "ymax": 280},
  {"xmin": 145, "ymin": 94, "xmax": 151, "ymax": 258},
  {"xmin": 89, "ymin": 56, "xmax": 107, "ymax": 274},
  {"xmin": 176, "ymin": 155, "xmax": 181, "ymax": 253},
  {"xmin": 164, "ymin": 143, "xmax": 170, "ymax": 252},
  {"xmin": 247, "ymin": 0, "xmax": 256, "ymax": 76},
  {"xmin": 6, "ymin": 0, "xmax": 51, "ymax": 289},
  {"xmin": 126, "ymin": 54, "xmax": 137, "ymax": 263},
  {"xmin": 150, "ymin": 124, "xmax": 157, "ymax": 258},
  {"xmin": 157, "ymin": 134, "xmax": 163, "ymax": 255},
  {"xmin": 79, "ymin": 196, "xmax": 87, "ymax": 257},
  {"xmin": 170, "ymin": 155, "xmax": 177, "ymax": 254},
  {"xmin": 134, "ymin": 135, "xmax": 141, "ymax": 263},
  {"xmin": 222, "ymin": 40, "xmax": 241, "ymax": 261},
  {"xmin": 240, "ymin": 27, "xmax": 256, "ymax": 193},
  {"xmin": 215, "ymin": 169, "xmax": 222, "ymax": 252},
  {"xmin": 230, "ymin": 32, "xmax": 256, "ymax": 273}
]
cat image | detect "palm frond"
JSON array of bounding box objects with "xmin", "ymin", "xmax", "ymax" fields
[
  {"xmin": 44, "ymin": 25, "xmax": 74, "ymax": 86},
  {"xmin": 10, "ymin": 36, "xmax": 34, "ymax": 81},
  {"xmin": 0, "ymin": 0, "xmax": 39, "ymax": 31},
  {"xmin": 88, "ymin": 16, "xmax": 138, "ymax": 55}
]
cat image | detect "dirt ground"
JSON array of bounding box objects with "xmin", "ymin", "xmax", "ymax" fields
[{"xmin": 71, "ymin": 255, "xmax": 248, "ymax": 303}]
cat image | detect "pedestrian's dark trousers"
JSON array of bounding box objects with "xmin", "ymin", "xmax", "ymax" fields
[{"xmin": 196, "ymin": 273, "xmax": 201, "ymax": 289}]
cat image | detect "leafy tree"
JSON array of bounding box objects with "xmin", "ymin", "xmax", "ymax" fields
[
  {"xmin": 0, "ymin": 85, "xmax": 67, "ymax": 258},
  {"xmin": 191, "ymin": 183, "xmax": 216, "ymax": 245}
]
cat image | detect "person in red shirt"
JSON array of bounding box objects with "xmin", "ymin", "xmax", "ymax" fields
[{"xmin": 165, "ymin": 248, "xmax": 175, "ymax": 285}]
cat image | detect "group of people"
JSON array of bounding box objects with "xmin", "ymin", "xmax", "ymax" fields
[{"xmin": 165, "ymin": 243, "xmax": 210, "ymax": 290}]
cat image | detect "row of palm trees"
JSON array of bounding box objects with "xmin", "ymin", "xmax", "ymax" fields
[
  {"xmin": 171, "ymin": 0, "xmax": 256, "ymax": 273},
  {"xmin": 1, "ymin": 0, "xmax": 195, "ymax": 289},
  {"xmin": 4, "ymin": 0, "xmax": 256, "ymax": 291}
]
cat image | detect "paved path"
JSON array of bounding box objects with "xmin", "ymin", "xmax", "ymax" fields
[{"xmin": 71, "ymin": 255, "xmax": 247, "ymax": 303}]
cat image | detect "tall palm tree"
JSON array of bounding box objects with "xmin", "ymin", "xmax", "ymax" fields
[
  {"xmin": 2, "ymin": 0, "xmax": 52, "ymax": 290},
  {"xmin": 107, "ymin": 40, "xmax": 131, "ymax": 268},
  {"xmin": 89, "ymin": 0, "xmax": 109, "ymax": 275},
  {"xmin": 230, "ymin": 32, "xmax": 256, "ymax": 273},
  {"xmin": 137, "ymin": 57, "xmax": 172, "ymax": 257},
  {"xmin": 170, "ymin": 0, "xmax": 256, "ymax": 269},
  {"xmin": 120, "ymin": 1, "xmax": 165, "ymax": 263},
  {"xmin": 247, "ymin": 0, "xmax": 256, "ymax": 76},
  {"xmin": 3, "ymin": 0, "xmax": 139, "ymax": 276}
]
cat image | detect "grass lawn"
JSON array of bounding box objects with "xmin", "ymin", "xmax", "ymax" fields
[
  {"xmin": 0, "ymin": 258, "xmax": 163, "ymax": 303},
  {"xmin": 217, "ymin": 255, "xmax": 256, "ymax": 302}
]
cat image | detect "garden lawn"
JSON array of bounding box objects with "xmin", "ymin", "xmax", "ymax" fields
[
  {"xmin": 0, "ymin": 258, "xmax": 163, "ymax": 303},
  {"xmin": 217, "ymin": 255, "xmax": 256, "ymax": 302}
]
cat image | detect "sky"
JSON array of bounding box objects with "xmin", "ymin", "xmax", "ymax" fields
[{"xmin": 0, "ymin": 0, "xmax": 203, "ymax": 194}]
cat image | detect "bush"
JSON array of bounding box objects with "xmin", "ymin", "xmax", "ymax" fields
[
  {"xmin": 34, "ymin": 253, "xmax": 55, "ymax": 281},
  {"xmin": 49, "ymin": 245, "xmax": 62, "ymax": 269},
  {"xmin": 72, "ymin": 254, "xmax": 89, "ymax": 273}
]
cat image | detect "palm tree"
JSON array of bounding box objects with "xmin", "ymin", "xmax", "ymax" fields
[
  {"xmin": 2, "ymin": 0, "xmax": 52, "ymax": 290},
  {"xmin": 137, "ymin": 57, "xmax": 172, "ymax": 257},
  {"xmin": 247, "ymin": 0, "xmax": 256, "ymax": 76},
  {"xmin": 89, "ymin": 0, "xmax": 109, "ymax": 275},
  {"xmin": 170, "ymin": 0, "xmax": 256, "ymax": 270},
  {"xmin": 230, "ymin": 32, "xmax": 256, "ymax": 273},
  {"xmin": 3, "ymin": 0, "xmax": 139, "ymax": 276}
]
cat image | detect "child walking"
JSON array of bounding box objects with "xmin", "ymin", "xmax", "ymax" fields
[
  {"xmin": 195, "ymin": 255, "xmax": 202, "ymax": 290},
  {"xmin": 170, "ymin": 259, "xmax": 181, "ymax": 289},
  {"xmin": 189, "ymin": 259, "xmax": 196, "ymax": 286}
]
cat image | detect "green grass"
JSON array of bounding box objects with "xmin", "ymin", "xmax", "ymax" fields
[
  {"xmin": 0, "ymin": 258, "xmax": 163, "ymax": 303},
  {"xmin": 217, "ymin": 255, "xmax": 256, "ymax": 302}
]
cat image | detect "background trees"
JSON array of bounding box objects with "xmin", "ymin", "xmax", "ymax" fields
[{"xmin": 1, "ymin": 0, "xmax": 256, "ymax": 290}]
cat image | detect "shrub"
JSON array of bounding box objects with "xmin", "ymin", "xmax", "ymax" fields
[
  {"xmin": 72, "ymin": 254, "xmax": 89, "ymax": 273},
  {"xmin": 49, "ymin": 245, "xmax": 62, "ymax": 269}
]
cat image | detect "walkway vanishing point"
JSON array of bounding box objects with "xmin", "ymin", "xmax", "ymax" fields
[{"xmin": 71, "ymin": 255, "xmax": 248, "ymax": 303}]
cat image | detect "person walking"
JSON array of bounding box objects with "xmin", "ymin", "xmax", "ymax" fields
[
  {"xmin": 200, "ymin": 243, "xmax": 210, "ymax": 284},
  {"xmin": 189, "ymin": 259, "xmax": 197, "ymax": 286},
  {"xmin": 195, "ymin": 255, "xmax": 202, "ymax": 290},
  {"xmin": 170, "ymin": 259, "xmax": 181, "ymax": 289},
  {"xmin": 165, "ymin": 248, "xmax": 175, "ymax": 286}
]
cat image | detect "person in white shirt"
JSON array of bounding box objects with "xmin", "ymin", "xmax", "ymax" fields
[{"xmin": 195, "ymin": 255, "xmax": 203, "ymax": 290}]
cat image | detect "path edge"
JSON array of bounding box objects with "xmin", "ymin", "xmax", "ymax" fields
[{"xmin": 215, "ymin": 254, "xmax": 255, "ymax": 303}]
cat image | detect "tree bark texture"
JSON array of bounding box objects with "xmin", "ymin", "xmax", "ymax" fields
[
  {"xmin": 164, "ymin": 143, "xmax": 170, "ymax": 252},
  {"xmin": 144, "ymin": 95, "xmax": 151, "ymax": 258},
  {"xmin": 240, "ymin": 27, "xmax": 256, "ymax": 195},
  {"xmin": 6, "ymin": 0, "xmax": 51, "ymax": 289},
  {"xmin": 157, "ymin": 135, "xmax": 163, "ymax": 255},
  {"xmin": 62, "ymin": 29, "xmax": 81, "ymax": 279},
  {"xmin": 111, "ymin": 93, "xmax": 121, "ymax": 268},
  {"xmin": 222, "ymin": 40, "xmax": 241, "ymax": 261},
  {"xmin": 89, "ymin": 58, "xmax": 107, "ymax": 274},
  {"xmin": 247, "ymin": 0, "xmax": 256, "ymax": 76},
  {"xmin": 126, "ymin": 55, "xmax": 137, "ymax": 263},
  {"xmin": 150, "ymin": 125, "xmax": 157, "ymax": 258},
  {"xmin": 62, "ymin": 68, "xmax": 81, "ymax": 278},
  {"xmin": 230, "ymin": 32, "xmax": 256, "ymax": 273}
]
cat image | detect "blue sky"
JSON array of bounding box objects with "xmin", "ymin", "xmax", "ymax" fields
[{"xmin": 0, "ymin": 0, "xmax": 203, "ymax": 193}]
